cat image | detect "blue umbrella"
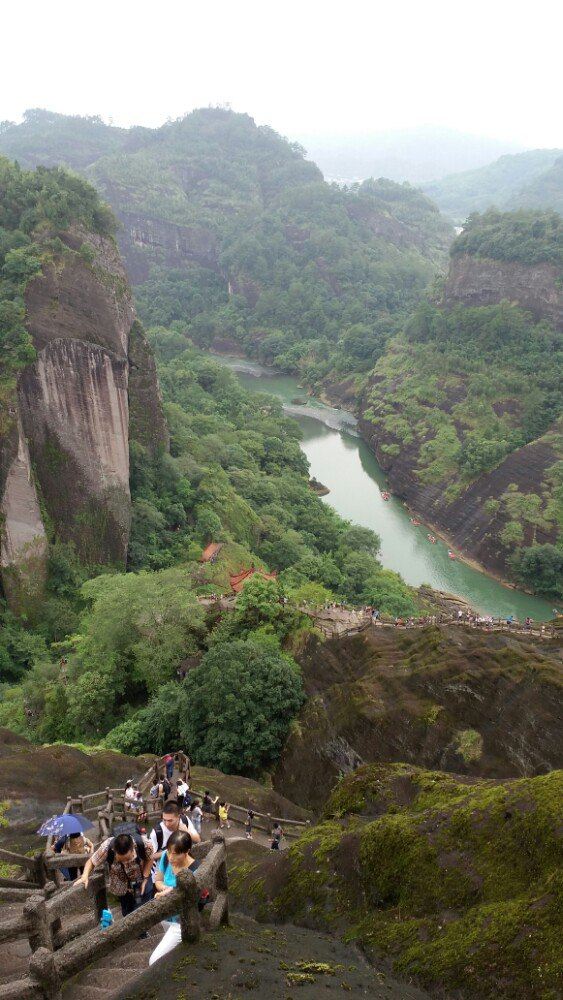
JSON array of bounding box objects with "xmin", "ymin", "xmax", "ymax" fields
[{"xmin": 37, "ymin": 813, "xmax": 94, "ymax": 837}]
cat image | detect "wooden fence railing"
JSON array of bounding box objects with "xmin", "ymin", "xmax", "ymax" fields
[{"xmin": 0, "ymin": 833, "xmax": 227, "ymax": 1000}]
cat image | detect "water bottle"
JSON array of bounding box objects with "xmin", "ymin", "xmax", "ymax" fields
[{"xmin": 100, "ymin": 908, "xmax": 114, "ymax": 930}]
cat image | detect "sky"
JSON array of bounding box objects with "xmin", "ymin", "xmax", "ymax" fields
[{"xmin": 1, "ymin": 0, "xmax": 561, "ymax": 148}]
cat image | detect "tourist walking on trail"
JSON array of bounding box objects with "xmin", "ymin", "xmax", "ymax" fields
[
  {"xmin": 76, "ymin": 832, "xmax": 154, "ymax": 917},
  {"xmin": 245, "ymin": 809, "xmax": 255, "ymax": 839},
  {"xmin": 150, "ymin": 801, "xmax": 201, "ymax": 869},
  {"xmin": 175, "ymin": 777, "xmax": 190, "ymax": 808},
  {"xmin": 218, "ymin": 801, "xmax": 231, "ymax": 829},
  {"xmin": 189, "ymin": 799, "xmax": 203, "ymax": 836},
  {"xmin": 149, "ymin": 831, "xmax": 200, "ymax": 966},
  {"xmin": 164, "ymin": 754, "xmax": 174, "ymax": 781},
  {"xmin": 202, "ymin": 790, "xmax": 216, "ymax": 822},
  {"xmin": 270, "ymin": 822, "xmax": 283, "ymax": 850},
  {"xmin": 51, "ymin": 831, "xmax": 93, "ymax": 881}
]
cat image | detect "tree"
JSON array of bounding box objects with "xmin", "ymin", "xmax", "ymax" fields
[
  {"xmin": 180, "ymin": 637, "xmax": 304, "ymax": 774},
  {"xmin": 512, "ymin": 545, "xmax": 563, "ymax": 599}
]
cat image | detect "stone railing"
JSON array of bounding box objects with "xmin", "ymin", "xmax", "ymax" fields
[
  {"xmin": 187, "ymin": 787, "xmax": 311, "ymax": 839},
  {"xmin": 0, "ymin": 847, "xmax": 48, "ymax": 900},
  {"xmin": 0, "ymin": 833, "xmax": 228, "ymax": 1000},
  {"xmin": 0, "ymin": 868, "xmax": 105, "ymax": 950}
]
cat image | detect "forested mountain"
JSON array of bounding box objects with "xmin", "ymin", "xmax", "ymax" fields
[
  {"xmin": 360, "ymin": 209, "xmax": 563, "ymax": 594},
  {"xmin": 0, "ymin": 108, "xmax": 454, "ymax": 379},
  {"xmin": 424, "ymin": 148, "xmax": 563, "ymax": 223}
]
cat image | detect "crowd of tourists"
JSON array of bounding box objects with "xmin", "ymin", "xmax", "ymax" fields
[{"xmin": 49, "ymin": 756, "xmax": 285, "ymax": 967}]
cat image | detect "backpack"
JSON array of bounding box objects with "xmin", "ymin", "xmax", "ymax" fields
[
  {"xmin": 149, "ymin": 784, "xmax": 159, "ymax": 798},
  {"xmin": 106, "ymin": 822, "xmax": 147, "ymax": 868}
]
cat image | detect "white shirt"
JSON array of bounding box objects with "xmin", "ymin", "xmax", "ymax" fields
[
  {"xmin": 176, "ymin": 781, "xmax": 189, "ymax": 796},
  {"xmin": 124, "ymin": 786, "xmax": 136, "ymax": 800},
  {"xmin": 149, "ymin": 818, "xmax": 198, "ymax": 855}
]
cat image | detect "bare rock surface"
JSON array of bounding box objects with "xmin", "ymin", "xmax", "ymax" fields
[{"xmin": 442, "ymin": 253, "xmax": 562, "ymax": 329}]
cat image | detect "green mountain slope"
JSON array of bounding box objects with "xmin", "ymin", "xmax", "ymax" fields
[
  {"xmin": 424, "ymin": 149, "xmax": 563, "ymax": 223},
  {"xmin": 359, "ymin": 210, "xmax": 563, "ymax": 593},
  {"xmin": 0, "ymin": 108, "xmax": 454, "ymax": 379}
]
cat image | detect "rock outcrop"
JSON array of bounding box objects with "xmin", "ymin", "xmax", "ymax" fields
[
  {"xmin": 275, "ymin": 625, "xmax": 563, "ymax": 811},
  {"xmin": 0, "ymin": 226, "xmax": 167, "ymax": 612},
  {"xmin": 442, "ymin": 252, "xmax": 562, "ymax": 329}
]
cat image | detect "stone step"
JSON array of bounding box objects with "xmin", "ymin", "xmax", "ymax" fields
[
  {"xmin": 64, "ymin": 985, "xmax": 113, "ymax": 1000},
  {"xmin": 83, "ymin": 969, "xmax": 137, "ymax": 991}
]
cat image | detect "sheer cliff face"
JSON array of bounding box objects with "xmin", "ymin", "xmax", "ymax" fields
[
  {"xmin": 0, "ymin": 226, "xmax": 167, "ymax": 613},
  {"xmin": 442, "ymin": 253, "xmax": 562, "ymax": 330}
]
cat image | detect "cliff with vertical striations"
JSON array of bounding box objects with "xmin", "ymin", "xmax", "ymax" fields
[{"xmin": 0, "ymin": 169, "xmax": 167, "ymax": 615}]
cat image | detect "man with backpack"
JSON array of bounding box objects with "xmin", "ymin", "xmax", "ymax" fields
[
  {"xmin": 76, "ymin": 827, "xmax": 154, "ymax": 917},
  {"xmin": 149, "ymin": 801, "xmax": 201, "ymax": 869}
]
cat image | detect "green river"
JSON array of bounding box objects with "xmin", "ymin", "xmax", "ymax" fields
[{"xmin": 214, "ymin": 355, "xmax": 554, "ymax": 620}]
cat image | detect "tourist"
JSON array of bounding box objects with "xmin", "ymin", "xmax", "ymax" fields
[
  {"xmin": 124, "ymin": 780, "xmax": 137, "ymax": 813},
  {"xmin": 189, "ymin": 799, "xmax": 203, "ymax": 836},
  {"xmin": 164, "ymin": 754, "xmax": 174, "ymax": 781},
  {"xmin": 176, "ymin": 777, "xmax": 190, "ymax": 808},
  {"xmin": 157, "ymin": 776, "xmax": 171, "ymax": 800},
  {"xmin": 202, "ymin": 790, "xmax": 216, "ymax": 821},
  {"xmin": 76, "ymin": 832, "xmax": 154, "ymax": 917},
  {"xmin": 52, "ymin": 831, "xmax": 94, "ymax": 880},
  {"xmin": 270, "ymin": 822, "xmax": 283, "ymax": 850},
  {"xmin": 245, "ymin": 810, "xmax": 255, "ymax": 839},
  {"xmin": 150, "ymin": 801, "xmax": 201, "ymax": 867},
  {"xmin": 218, "ymin": 801, "xmax": 230, "ymax": 829},
  {"xmin": 149, "ymin": 831, "xmax": 200, "ymax": 966}
]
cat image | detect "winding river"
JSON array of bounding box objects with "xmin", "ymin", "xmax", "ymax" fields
[{"xmin": 214, "ymin": 355, "xmax": 554, "ymax": 620}]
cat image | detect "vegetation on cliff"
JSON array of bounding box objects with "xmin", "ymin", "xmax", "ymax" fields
[
  {"xmin": 451, "ymin": 208, "xmax": 562, "ymax": 265},
  {"xmin": 0, "ymin": 349, "xmax": 415, "ymax": 758},
  {"xmin": 0, "ymin": 108, "xmax": 454, "ymax": 382},
  {"xmin": 232, "ymin": 763, "xmax": 563, "ymax": 999},
  {"xmin": 362, "ymin": 212, "xmax": 562, "ymax": 594}
]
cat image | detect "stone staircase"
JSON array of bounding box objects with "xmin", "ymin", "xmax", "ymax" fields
[{"xmin": 62, "ymin": 919, "xmax": 162, "ymax": 999}]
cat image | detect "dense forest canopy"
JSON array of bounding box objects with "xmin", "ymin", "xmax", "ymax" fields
[
  {"xmin": 451, "ymin": 208, "xmax": 562, "ymax": 265},
  {"xmin": 0, "ymin": 108, "xmax": 454, "ymax": 381},
  {"xmin": 0, "ymin": 344, "xmax": 418, "ymax": 759}
]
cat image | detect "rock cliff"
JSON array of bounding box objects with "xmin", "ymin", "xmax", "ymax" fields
[
  {"xmin": 442, "ymin": 252, "xmax": 562, "ymax": 329},
  {"xmin": 0, "ymin": 226, "xmax": 167, "ymax": 613},
  {"xmin": 275, "ymin": 625, "xmax": 563, "ymax": 811}
]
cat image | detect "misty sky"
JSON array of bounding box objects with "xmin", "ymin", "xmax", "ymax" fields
[{"xmin": 2, "ymin": 0, "xmax": 561, "ymax": 147}]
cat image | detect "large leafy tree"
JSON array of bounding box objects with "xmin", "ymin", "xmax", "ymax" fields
[{"xmin": 181, "ymin": 637, "xmax": 304, "ymax": 775}]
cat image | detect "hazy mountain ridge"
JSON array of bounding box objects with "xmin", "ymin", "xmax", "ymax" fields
[
  {"xmin": 423, "ymin": 148, "xmax": 563, "ymax": 223},
  {"xmin": 294, "ymin": 125, "xmax": 522, "ymax": 185}
]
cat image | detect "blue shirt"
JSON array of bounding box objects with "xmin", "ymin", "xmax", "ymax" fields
[{"xmin": 158, "ymin": 853, "xmax": 199, "ymax": 923}]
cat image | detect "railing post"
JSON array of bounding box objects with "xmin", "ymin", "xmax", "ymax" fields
[
  {"xmin": 24, "ymin": 893, "xmax": 53, "ymax": 952},
  {"xmin": 29, "ymin": 946, "xmax": 62, "ymax": 1000},
  {"xmin": 90, "ymin": 869, "xmax": 107, "ymax": 921},
  {"xmin": 33, "ymin": 851, "xmax": 48, "ymax": 888},
  {"xmin": 176, "ymin": 867, "xmax": 200, "ymax": 944}
]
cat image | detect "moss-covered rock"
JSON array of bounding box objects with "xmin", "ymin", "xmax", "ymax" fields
[{"xmin": 232, "ymin": 763, "xmax": 563, "ymax": 999}]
